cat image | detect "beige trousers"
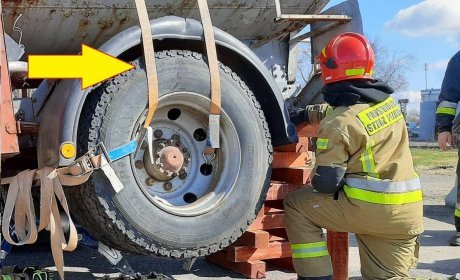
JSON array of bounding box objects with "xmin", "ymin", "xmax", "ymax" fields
[{"xmin": 284, "ymin": 187, "xmax": 420, "ymax": 280}]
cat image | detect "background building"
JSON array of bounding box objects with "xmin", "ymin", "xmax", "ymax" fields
[{"xmin": 419, "ymin": 89, "xmax": 440, "ymax": 141}]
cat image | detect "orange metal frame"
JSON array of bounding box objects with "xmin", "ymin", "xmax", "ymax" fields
[{"xmin": 0, "ymin": 2, "xmax": 20, "ymax": 158}]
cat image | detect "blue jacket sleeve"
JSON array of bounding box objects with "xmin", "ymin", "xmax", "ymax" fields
[{"xmin": 437, "ymin": 51, "xmax": 460, "ymax": 133}]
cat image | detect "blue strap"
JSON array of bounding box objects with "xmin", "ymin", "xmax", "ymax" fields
[{"xmin": 108, "ymin": 140, "xmax": 138, "ymax": 162}]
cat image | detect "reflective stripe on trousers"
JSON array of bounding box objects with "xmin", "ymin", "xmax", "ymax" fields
[{"xmin": 291, "ymin": 242, "xmax": 329, "ymax": 259}]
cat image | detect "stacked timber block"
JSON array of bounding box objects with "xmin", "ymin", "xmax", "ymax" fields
[
  {"xmin": 207, "ymin": 124, "xmax": 349, "ymax": 279},
  {"xmin": 206, "ymin": 182, "xmax": 303, "ymax": 278}
]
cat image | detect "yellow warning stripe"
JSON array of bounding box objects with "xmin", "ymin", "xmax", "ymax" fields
[
  {"xmin": 343, "ymin": 185, "xmax": 423, "ymax": 205},
  {"xmin": 291, "ymin": 241, "xmax": 329, "ymax": 259},
  {"xmin": 436, "ymin": 107, "xmax": 456, "ymax": 116},
  {"xmin": 316, "ymin": 138, "xmax": 329, "ymax": 150},
  {"xmin": 345, "ymin": 68, "xmax": 365, "ymax": 76}
]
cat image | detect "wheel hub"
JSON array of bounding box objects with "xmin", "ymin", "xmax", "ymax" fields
[
  {"xmin": 159, "ymin": 146, "xmax": 184, "ymax": 172},
  {"xmin": 143, "ymin": 139, "xmax": 190, "ymax": 181},
  {"xmin": 130, "ymin": 92, "xmax": 241, "ymax": 216}
]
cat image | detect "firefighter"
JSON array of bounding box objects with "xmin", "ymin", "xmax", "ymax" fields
[
  {"xmin": 284, "ymin": 33, "xmax": 424, "ymax": 280},
  {"xmin": 436, "ymin": 50, "xmax": 460, "ymax": 246}
]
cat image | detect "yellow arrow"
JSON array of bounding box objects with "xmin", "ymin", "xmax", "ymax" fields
[{"xmin": 28, "ymin": 44, "xmax": 134, "ymax": 89}]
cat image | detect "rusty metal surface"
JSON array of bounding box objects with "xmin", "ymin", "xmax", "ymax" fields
[
  {"xmin": 1, "ymin": 0, "xmax": 328, "ymax": 55},
  {"xmin": 0, "ymin": 4, "xmax": 20, "ymax": 157}
]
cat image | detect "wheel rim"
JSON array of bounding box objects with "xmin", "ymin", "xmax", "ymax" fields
[{"xmin": 131, "ymin": 92, "xmax": 241, "ymax": 217}]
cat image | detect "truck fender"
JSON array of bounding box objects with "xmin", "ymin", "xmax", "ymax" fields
[{"xmin": 37, "ymin": 16, "xmax": 297, "ymax": 167}]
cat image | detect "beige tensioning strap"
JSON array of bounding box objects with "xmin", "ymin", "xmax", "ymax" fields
[
  {"xmin": 197, "ymin": 0, "xmax": 222, "ymax": 154},
  {"xmin": 2, "ymin": 168, "xmax": 78, "ymax": 280},
  {"xmin": 133, "ymin": 0, "xmax": 222, "ymax": 154},
  {"xmin": 197, "ymin": 0, "xmax": 221, "ymax": 115},
  {"xmin": 134, "ymin": 0, "xmax": 159, "ymax": 129}
]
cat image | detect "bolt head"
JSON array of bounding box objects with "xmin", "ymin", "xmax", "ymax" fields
[
  {"xmin": 154, "ymin": 129, "xmax": 163, "ymax": 138},
  {"xmin": 163, "ymin": 182, "xmax": 173, "ymax": 191},
  {"xmin": 145, "ymin": 178, "xmax": 155, "ymax": 186},
  {"xmin": 140, "ymin": 142, "xmax": 148, "ymax": 150},
  {"xmin": 171, "ymin": 134, "xmax": 181, "ymax": 141},
  {"xmin": 179, "ymin": 172, "xmax": 188, "ymax": 180}
]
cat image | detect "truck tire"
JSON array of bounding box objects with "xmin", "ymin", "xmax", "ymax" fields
[{"xmin": 69, "ymin": 50, "xmax": 272, "ymax": 257}]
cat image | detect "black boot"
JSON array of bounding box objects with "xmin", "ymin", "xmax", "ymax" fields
[{"xmin": 449, "ymin": 232, "xmax": 460, "ymax": 246}]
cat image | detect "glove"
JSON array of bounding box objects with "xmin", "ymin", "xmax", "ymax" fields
[{"xmin": 304, "ymin": 103, "xmax": 330, "ymax": 125}]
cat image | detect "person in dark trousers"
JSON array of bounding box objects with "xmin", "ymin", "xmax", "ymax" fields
[
  {"xmin": 284, "ymin": 32, "xmax": 423, "ymax": 280},
  {"xmin": 436, "ymin": 50, "xmax": 460, "ymax": 246}
]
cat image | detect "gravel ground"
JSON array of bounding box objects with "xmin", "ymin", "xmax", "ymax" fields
[{"xmin": 3, "ymin": 175, "xmax": 459, "ymax": 279}]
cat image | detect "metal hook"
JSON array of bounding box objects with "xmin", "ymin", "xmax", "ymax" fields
[{"xmin": 202, "ymin": 153, "xmax": 216, "ymax": 165}]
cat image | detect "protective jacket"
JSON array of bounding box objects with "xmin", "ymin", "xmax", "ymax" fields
[
  {"xmin": 435, "ymin": 51, "xmax": 460, "ymax": 235},
  {"xmin": 437, "ymin": 51, "xmax": 460, "ymax": 133},
  {"xmin": 311, "ymin": 79, "xmax": 423, "ymax": 233}
]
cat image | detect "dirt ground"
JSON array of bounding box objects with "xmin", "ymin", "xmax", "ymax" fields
[{"xmin": 3, "ymin": 175, "xmax": 460, "ymax": 279}]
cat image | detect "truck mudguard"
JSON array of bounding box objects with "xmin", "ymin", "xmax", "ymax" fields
[{"xmin": 37, "ymin": 16, "xmax": 297, "ymax": 167}]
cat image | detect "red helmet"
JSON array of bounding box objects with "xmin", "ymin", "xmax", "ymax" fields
[{"xmin": 316, "ymin": 32, "xmax": 374, "ymax": 84}]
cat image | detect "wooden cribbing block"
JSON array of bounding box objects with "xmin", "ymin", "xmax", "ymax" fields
[
  {"xmin": 327, "ymin": 231, "xmax": 349, "ymax": 280},
  {"xmin": 269, "ymin": 235, "xmax": 286, "ymax": 242},
  {"xmin": 266, "ymin": 257, "xmax": 294, "ymax": 271},
  {"xmin": 265, "ymin": 182, "xmax": 303, "ymax": 201},
  {"xmin": 272, "ymin": 152, "xmax": 311, "ymax": 169},
  {"xmin": 274, "ymin": 137, "xmax": 309, "ymax": 153},
  {"xmin": 296, "ymin": 123, "xmax": 319, "ymax": 137},
  {"xmin": 264, "ymin": 201, "xmax": 284, "ymax": 212},
  {"xmin": 266, "ymin": 228, "xmax": 288, "ymax": 240},
  {"xmin": 227, "ymin": 241, "xmax": 291, "ymax": 262},
  {"xmin": 233, "ymin": 230, "xmax": 270, "ymax": 249},
  {"xmin": 272, "ymin": 167, "xmax": 313, "ymax": 185},
  {"xmin": 207, "ymin": 252, "xmax": 267, "ymax": 279},
  {"xmin": 248, "ymin": 213, "xmax": 285, "ymax": 231}
]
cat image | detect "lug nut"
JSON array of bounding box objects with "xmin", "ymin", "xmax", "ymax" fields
[
  {"xmin": 145, "ymin": 178, "xmax": 155, "ymax": 186},
  {"xmin": 135, "ymin": 160, "xmax": 144, "ymax": 169},
  {"xmin": 179, "ymin": 172, "xmax": 188, "ymax": 180},
  {"xmin": 171, "ymin": 134, "xmax": 181, "ymax": 141},
  {"xmin": 163, "ymin": 182, "xmax": 173, "ymax": 191},
  {"xmin": 154, "ymin": 129, "xmax": 163, "ymax": 138},
  {"xmin": 182, "ymin": 147, "xmax": 188, "ymax": 153}
]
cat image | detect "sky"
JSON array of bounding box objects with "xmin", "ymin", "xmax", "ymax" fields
[{"xmin": 324, "ymin": 0, "xmax": 460, "ymax": 112}]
